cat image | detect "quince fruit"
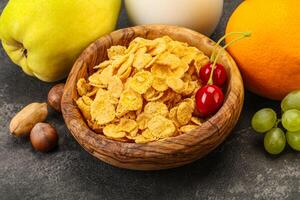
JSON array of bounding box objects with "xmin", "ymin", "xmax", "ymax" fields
[{"xmin": 0, "ymin": 0, "xmax": 121, "ymax": 82}]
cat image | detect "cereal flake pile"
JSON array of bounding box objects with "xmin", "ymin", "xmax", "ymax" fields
[{"xmin": 76, "ymin": 36, "xmax": 209, "ymax": 143}]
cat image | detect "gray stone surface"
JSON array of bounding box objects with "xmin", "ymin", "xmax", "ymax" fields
[{"xmin": 0, "ymin": 0, "xmax": 299, "ymax": 199}]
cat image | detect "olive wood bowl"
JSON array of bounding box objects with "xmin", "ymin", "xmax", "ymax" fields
[{"xmin": 61, "ymin": 25, "xmax": 244, "ymax": 170}]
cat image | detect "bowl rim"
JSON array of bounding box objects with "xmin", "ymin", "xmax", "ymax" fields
[{"xmin": 61, "ymin": 25, "xmax": 244, "ymax": 169}]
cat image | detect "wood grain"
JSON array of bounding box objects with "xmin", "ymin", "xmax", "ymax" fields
[{"xmin": 61, "ymin": 25, "xmax": 244, "ymax": 170}]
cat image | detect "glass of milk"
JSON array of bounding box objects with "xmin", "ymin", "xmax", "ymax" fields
[{"xmin": 125, "ymin": 0, "xmax": 224, "ymax": 36}]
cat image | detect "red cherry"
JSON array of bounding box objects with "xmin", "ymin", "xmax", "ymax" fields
[
  {"xmin": 195, "ymin": 85, "xmax": 224, "ymax": 117},
  {"xmin": 199, "ymin": 62, "xmax": 227, "ymax": 87}
]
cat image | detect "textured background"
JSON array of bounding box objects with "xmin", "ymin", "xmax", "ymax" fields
[{"xmin": 0, "ymin": 0, "xmax": 299, "ymax": 199}]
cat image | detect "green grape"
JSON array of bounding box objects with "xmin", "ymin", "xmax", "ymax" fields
[
  {"xmin": 281, "ymin": 90, "xmax": 300, "ymax": 112},
  {"xmin": 282, "ymin": 109, "xmax": 300, "ymax": 132},
  {"xmin": 286, "ymin": 130, "xmax": 300, "ymax": 151},
  {"xmin": 264, "ymin": 128, "xmax": 286, "ymax": 155},
  {"xmin": 251, "ymin": 108, "xmax": 277, "ymax": 133}
]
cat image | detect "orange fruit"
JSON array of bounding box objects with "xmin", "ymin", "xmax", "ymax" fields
[{"xmin": 225, "ymin": 0, "xmax": 300, "ymax": 100}]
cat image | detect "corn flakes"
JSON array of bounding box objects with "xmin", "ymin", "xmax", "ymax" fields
[{"xmin": 75, "ymin": 36, "xmax": 211, "ymax": 143}]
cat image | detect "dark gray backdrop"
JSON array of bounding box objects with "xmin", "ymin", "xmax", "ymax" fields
[{"xmin": 0, "ymin": 0, "xmax": 299, "ymax": 199}]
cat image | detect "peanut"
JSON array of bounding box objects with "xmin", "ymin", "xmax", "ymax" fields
[{"xmin": 9, "ymin": 102, "xmax": 48, "ymax": 137}]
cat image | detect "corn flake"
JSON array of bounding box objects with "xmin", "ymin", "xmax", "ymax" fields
[
  {"xmin": 191, "ymin": 117, "xmax": 202, "ymax": 126},
  {"xmin": 111, "ymin": 54, "xmax": 129, "ymax": 69},
  {"xmin": 147, "ymin": 115, "xmax": 176, "ymax": 139},
  {"xmin": 182, "ymin": 81, "xmax": 198, "ymax": 96},
  {"xmin": 143, "ymin": 87, "xmax": 164, "ymax": 102},
  {"xmin": 108, "ymin": 76, "xmax": 123, "ymax": 98},
  {"xmin": 144, "ymin": 102, "xmax": 169, "ymax": 117},
  {"xmin": 77, "ymin": 78, "xmax": 91, "ymax": 96},
  {"xmin": 85, "ymin": 87, "xmax": 98, "ymax": 97},
  {"xmin": 180, "ymin": 125, "xmax": 199, "ymax": 133},
  {"xmin": 152, "ymin": 76, "xmax": 168, "ymax": 92},
  {"xmin": 177, "ymin": 101, "xmax": 194, "ymax": 126},
  {"xmin": 158, "ymin": 90, "xmax": 176, "ymax": 103},
  {"xmin": 145, "ymin": 55, "xmax": 159, "ymax": 69},
  {"xmin": 148, "ymin": 38, "xmax": 167, "ymax": 56},
  {"xmin": 156, "ymin": 52, "xmax": 182, "ymax": 70},
  {"xmin": 141, "ymin": 129, "xmax": 154, "ymax": 139},
  {"xmin": 129, "ymin": 71, "xmax": 153, "ymax": 94},
  {"xmin": 91, "ymin": 92, "xmax": 116, "ymax": 125},
  {"xmin": 94, "ymin": 60, "xmax": 112, "ymax": 69},
  {"xmin": 119, "ymin": 118, "xmax": 138, "ymax": 133},
  {"xmin": 117, "ymin": 89, "xmax": 143, "ymax": 113},
  {"xmin": 166, "ymin": 77, "xmax": 185, "ymax": 93},
  {"xmin": 119, "ymin": 66, "xmax": 132, "ymax": 81},
  {"xmin": 82, "ymin": 96, "xmax": 93, "ymax": 106},
  {"xmin": 136, "ymin": 113, "xmax": 151, "ymax": 130},
  {"xmin": 108, "ymin": 45, "xmax": 126, "ymax": 59},
  {"xmin": 91, "ymin": 65, "xmax": 114, "ymax": 86},
  {"xmin": 103, "ymin": 124, "xmax": 126, "ymax": 139},
  {"xmin": 133, "ymin": 47, "xmax": 152, "ymax": 70},
  {"xmin": 151, "ymin": 64, "xmax": 171, "ymax": 78},
  {"xmin": 76, "ymin": 97, "xmax": 91, "ymax": 120},
  {"xmin": 117, "ymin": 54, "xmax": 134, "ymax": 75},
  {"xmin": 134, "ymin": 134, "xmax": 156, "ymax": 144}
]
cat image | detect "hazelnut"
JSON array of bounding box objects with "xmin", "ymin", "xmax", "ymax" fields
[
  {"xmin": 30, "ymin": 123, "xmax": 58, "ymax": 152},
  {"xmin": 48, "ymin": 83, "xmax": 65, "ymax": 112}
]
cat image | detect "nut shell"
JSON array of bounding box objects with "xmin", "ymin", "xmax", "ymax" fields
[
  {"xmin": 30, "ymin": 123, "xmax": 58, "ymax": 152},
  {"xmin": 9, "ymin": 102, "xmax": 48, "ymax": 137},
  {"xmin": 48, "ymin": 83, "xmax": 65, "ymax": 112}
]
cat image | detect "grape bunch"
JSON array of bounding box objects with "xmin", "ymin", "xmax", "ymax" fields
[{"xmin": 251, "ymin": 90, "xmax": 300, "ymax": 155}]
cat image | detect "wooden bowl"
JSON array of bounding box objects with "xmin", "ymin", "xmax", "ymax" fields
[{"xmin": 61, "ymin": 25, "xmax": 244, "ymax": 170}]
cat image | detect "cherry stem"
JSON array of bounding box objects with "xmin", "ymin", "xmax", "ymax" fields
[
  {"xmin": 207, "ymin": 32, "xmax": 251, "ymax": 85},
  {"xmin": 210, "ymin": 32, "xmax": 251, "ymax": 62}
]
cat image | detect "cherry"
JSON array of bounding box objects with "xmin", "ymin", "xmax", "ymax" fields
[
  {"xmin": 195, "ymin": 31, "xmax": 251, "ymax": 117},
  {"xmin": 200, "ymin": 62, "xmax": 227, "ymax": 87},
  {"xmin": 195, "ymin": 85, "xmax": 224, "ymax": 117}
]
